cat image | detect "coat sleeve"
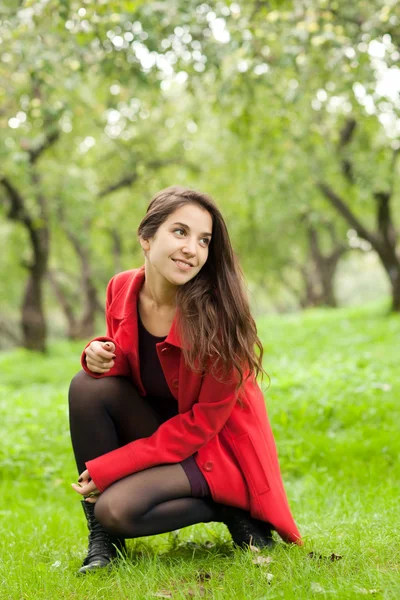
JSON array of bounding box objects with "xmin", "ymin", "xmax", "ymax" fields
[
  {"xmin": 80, "ymin": 276, "xmax": 131, "ymax": 379},
  {"xmin": 86, "ymin": 369, "xmax": 240, "ymax": 491}
]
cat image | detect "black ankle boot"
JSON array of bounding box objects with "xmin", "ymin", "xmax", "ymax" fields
[
  {"xmin": 78, "ymin": 500, "xmax": 126, "ymax": 574},
  {"xmin": 217, "ymin": 505, "xmax": 275, "ymax": 549}
]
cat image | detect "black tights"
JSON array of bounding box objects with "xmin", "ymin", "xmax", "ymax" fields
[{"xmin": 69, "ymin": 371, "xmax": 219, "ymax": 538}]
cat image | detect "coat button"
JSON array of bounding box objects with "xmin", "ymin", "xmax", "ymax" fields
[
  {"xmin": 171, "ymin": 378, "xmax": 179, "ymax": 389},
  {"xmin": 203, "ymin": 461, "xmax": 214, "ymax": 472}
]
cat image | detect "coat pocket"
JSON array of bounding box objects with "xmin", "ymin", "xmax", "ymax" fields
[{"xmin": 233, "ymin": 433, "xmax": 270, "ymax": 495}]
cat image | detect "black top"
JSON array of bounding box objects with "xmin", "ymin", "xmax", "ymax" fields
[{"xmin": 137, "ymin": 306, "xmax": 178, "ymax": 421}]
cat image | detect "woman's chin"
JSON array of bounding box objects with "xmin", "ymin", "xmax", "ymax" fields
[{"xmin": 166, "ymin": 269, "xmax": 197, "ymax": 286}]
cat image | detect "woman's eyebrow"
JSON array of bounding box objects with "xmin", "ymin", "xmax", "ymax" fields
[{"xmin": 172, "ymin": 222, "xmax": 212, "ymax": 237}]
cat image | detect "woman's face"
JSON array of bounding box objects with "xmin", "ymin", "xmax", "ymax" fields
[{"xmin": 140, "ymin": 203, "xmax": 213, "ymax": 287}]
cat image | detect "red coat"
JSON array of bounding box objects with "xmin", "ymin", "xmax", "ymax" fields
[{"xmin": 81, "ymin": 267, "xmax": 301, "ymax": 544}]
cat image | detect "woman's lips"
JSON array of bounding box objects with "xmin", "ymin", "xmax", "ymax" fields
[{"xmin": 172, "ymin": 259, "xmax": 193, "ymax": 271}]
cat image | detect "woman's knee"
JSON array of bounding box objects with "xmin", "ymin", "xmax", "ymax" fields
[
  {"xmin": 69, "ymin": 370, "xmax": 95, "ymax": 406},
  {"xmin": 69, "ymin": 369, "xmax": 90, "ymax": 391},
  {"xmin": 68, "ymin": 371, "xmax": 124, "ymax": 405},
  {"xmin": 95, "ymin": 495, "xmax": 130, "ymax": 534}
]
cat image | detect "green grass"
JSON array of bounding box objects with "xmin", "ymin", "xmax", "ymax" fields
[{"xmin": 0, "ymin": 302, "xmax": 399, "ymax": 599}]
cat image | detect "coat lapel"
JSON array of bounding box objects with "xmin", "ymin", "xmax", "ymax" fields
[
  {"xmin": 107, "ymin": 265, "xmax": 187, "ymax": 402},
  {"xmin": 108, "ymin": 267, "xmax": 145, "ymax": 394}
]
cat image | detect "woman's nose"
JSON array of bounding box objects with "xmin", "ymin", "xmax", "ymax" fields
[{"xmin": 182, "ymin": 238, "xmax": 196, "ymax": 255}]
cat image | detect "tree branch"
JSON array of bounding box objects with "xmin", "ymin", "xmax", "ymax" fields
[
  {"xmin": 388, "ymin": 146, "xmax": 400, "ymax": 198},
  {"xmin": 339, "ymin": 118, "xmax": 357, "ymax": 147},
  {"xmin": 338, "ymin": 118, "xmax": 357, "ymax": 184},
  {"xmin": 98, "ymin": 172, "xmax": 139, "ymax": 198},
  {"xmin": 327, "ymin": 8, "xmax": 365, "ymax": 27},
  {"xmin": 325, "ymin": 220, "xmax": 338, "ymax": 246},
  {"xmin": 28, "ymin": 129, "xmax": 61, "ymax": 165},
  {"xmin": 0, "ymin": 176, "xmax": 33, "ymax": 228},
  {"xmin": 330, "ymin": 243, "xmax": 348, "ymax": 263},
  {"xmin": 317, "ymin": 182, "xmax": 377, "ymax": 246},
  {"xmin": 374, "ymin": 191, "xmax": 397, "ymax": 249},
  {"xmin": 97, "ymin": 157, "xmax": 192, "ymax": 198}
]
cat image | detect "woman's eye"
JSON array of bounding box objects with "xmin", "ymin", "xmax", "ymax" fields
[
  {"xmin": 200, "ymin": 237, "xmax": 210, "ymax": 246},
  {"xmin": 174, "ymin": 228, "xmax": 185, "ymax": 236}
]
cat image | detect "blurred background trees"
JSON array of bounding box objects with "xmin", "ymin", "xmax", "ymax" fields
[{"xmin": 0, "ymin": 0, "xmax": 399, "ymax": 350}]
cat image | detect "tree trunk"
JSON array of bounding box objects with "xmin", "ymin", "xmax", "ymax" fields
[
  {"xmin": 22, "ymin": 227, "xmax": 49, "ymax": 351},
  {"xmin": 318, "ymin": 268, "xmax": 337, "ymax": 307},
  {"xmin": 305, "ymin": 223, "xmax": 347, "ymax": 308},
  {"xmin": 79, "ymin": 265, "xmax": 98, "ymax": 339},
  {"xmin": 109, "ymin": 228, "xmax": 123, "ymax": 274},
  {"xmin": 48, "ymin": 265, "xmax": 98, "ymax": 340},
  {"xmin": 379, "ymin": 252, "xmax": 400, "ymax": 312},
  {"xmin": 63, "ymin": 226, "xmax": 99, "ymax": 340},
  {"xmin": 47, "ymin": 270, "xmax": 79, "ymax": 340},
  {"xmin": 298, "ymin": 266, "xmax": 319, "ymax": 308},
  {"xmin": 22, "ymin": 269, "xmax": 47, "ymax": 351},
  {"xmin": 280, "ymin": 250, "xmax": 343, "ymax": 310},
  {"xmin": 392, "ymin": 277, "xmax": 400, "ymax": 311},
  {"xmin": 315, "ymin": 251, "xmax": 347, "ymax": 307}
]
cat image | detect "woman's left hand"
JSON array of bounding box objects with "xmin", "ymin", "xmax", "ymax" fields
[{"xmin": 71, "ymin": 469, "xmax": 101, "ymax": 503}]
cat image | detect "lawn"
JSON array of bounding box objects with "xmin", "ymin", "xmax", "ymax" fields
[{"xmin": 0, "ymin": 302, "xmax": 399, "ymax": 599}]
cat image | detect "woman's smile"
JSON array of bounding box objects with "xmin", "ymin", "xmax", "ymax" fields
[{"xmin": 172, "ymin": 258, "xmax": 193, "ymax": 271}]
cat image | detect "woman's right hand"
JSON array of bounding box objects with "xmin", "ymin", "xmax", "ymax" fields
[{"xmin": 84, "ymin": 341, "xmax": 116, "ymax": 374}]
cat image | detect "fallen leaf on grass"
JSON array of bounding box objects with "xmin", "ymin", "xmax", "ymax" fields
[
  {"xmin": 311, "ymin": 582, "xmax": 325, "ymax": 593},
  {"xmin": 249, "ymin": 543, "xmax": 260, "ymax": 553},
  {"xmin": 153, "ymin": 592, "xmax": 173, "ymax": 599},
  {"xmin": 329, "ymin": 553, "xmax": 342, "ymax": 562},
  {"xmin": 252, "ymin": 556, "xmax": 273, "ymax": 566},
  {"xmin": 187, "ymin": 585, "xmax": 206, "ymax": 597},
  {"xmin": 196, "ymin": 570, "xmax": 212, "ymax": 582},
  {"xmin": 265, "ymin": 573, "xmax": 274, "ymax": 583},
  {"xmin": 307, "ymin": 552, "xmax": 343, "ymax": 562},
  {"xmin": 357, "ymin": 589, "xmax": 381, "ymax": 595}
]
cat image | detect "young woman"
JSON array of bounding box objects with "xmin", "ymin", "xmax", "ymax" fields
[{"xmin": 70, "ymin": 186, "xmax": 301, "ymax": 574}]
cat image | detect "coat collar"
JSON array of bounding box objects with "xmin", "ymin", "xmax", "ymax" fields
[{"xmin": 108, "ymin": 266, "xmax": 182, "ymax": 349}]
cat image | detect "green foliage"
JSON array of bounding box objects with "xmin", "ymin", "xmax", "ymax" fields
[{"xmin": 1, "ymin": 0, "xmax": 399, "ymax": 337}]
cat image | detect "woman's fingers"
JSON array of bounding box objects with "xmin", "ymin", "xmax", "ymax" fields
[
  {"xmin": 78, "ymin": 469, "xmax": 90, "ymax": 483},
  {"xmin": 84, "ymin": 341, "xmax": 117, "ymax": 374},
  {"xmin": 71, "ymin": 482, "xmax": 85, "ymax": 495},
  {"xmin": 71, "ymin": 480, "xmax": 99, "ymax": 497},
  {"xmin": 85, "ymin": 346, "xmax": 115, "ymax": 362},
  {"xmin": 102, "ymin": 341, "xmax": 115, "ymax": 354},
  {"xmin": 86, "ymin": 359, "xmax": 113, "ymax": 373},
  {"xmin": 84, "ymin": 495, "xmax": 98, "ymax": 504},
  {"xmin": 71, "ymin": 481, "xmax": 95, "ymax": 495},
  {"xmin": 86, "ymin": 341, "xmax": 116, "ymax": 359}
]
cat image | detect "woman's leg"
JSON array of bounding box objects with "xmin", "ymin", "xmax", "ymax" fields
[
  {"xmin": 68, "ymin": 370, "xmax": 272, "ymax": 553},
  {"xmin": 68, "ymin": 370, "xmax": 161, "ymax": 474},
  {"xmin": 94, "ymin": 464, "xmax": 218, "ymax": 538},
  {"xmin": 68, "ymin": 371, "xmax": 218, "ymax": 534}
]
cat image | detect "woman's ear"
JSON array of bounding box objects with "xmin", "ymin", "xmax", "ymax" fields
[{"xmin": 139, "ymin": 236, "xmax": 150, "ymax": 253}]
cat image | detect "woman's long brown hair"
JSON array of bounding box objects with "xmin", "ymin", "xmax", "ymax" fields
[{"xmin": 138, "ymin": 186, "xmax": 265, "ymax": 388}]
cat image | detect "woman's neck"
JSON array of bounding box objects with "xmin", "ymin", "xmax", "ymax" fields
[{"xmin": 141, "ymin": 263, "xmax": 177, "ymax": 310}]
